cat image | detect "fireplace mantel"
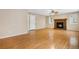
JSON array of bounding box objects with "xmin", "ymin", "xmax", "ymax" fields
[{"xmin": 54, "ymin": 19, "xmax": 67, "ymax": 21}]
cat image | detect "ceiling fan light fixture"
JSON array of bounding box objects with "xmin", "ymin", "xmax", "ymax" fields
[{"xmin": 48, "ymin": 9, "xmax": 59, "ymax": 16}]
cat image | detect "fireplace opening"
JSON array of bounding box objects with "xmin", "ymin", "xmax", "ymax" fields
[{"xmin": 57, "ymin": 22, "xmax": 64, "ymax": 29}]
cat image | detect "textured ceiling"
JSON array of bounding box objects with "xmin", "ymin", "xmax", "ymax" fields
[{"xmin": 26, "ymin": 9, "xmax": 79, "ymax": 16}]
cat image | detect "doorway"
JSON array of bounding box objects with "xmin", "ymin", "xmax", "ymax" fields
[{"xmin": 29, "ymin": 14, "xmax": 36, "ymax": 30}]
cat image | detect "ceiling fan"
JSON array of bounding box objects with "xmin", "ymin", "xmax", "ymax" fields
[{"xmin": 49, "ymin": 9, "xmax": 59, "ymax": 15}]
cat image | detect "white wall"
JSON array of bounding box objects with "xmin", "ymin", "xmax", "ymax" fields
[
  {"xmin": 0, "ymin": 10, "xmax": 29, "ymax": 39},
  {"xmin": 47, "ymin": 17, "xmax": 54, "ymax": 28},
  {"xmin": 46, "ymin": 16, "xmax": 49, "ymax": 28}
]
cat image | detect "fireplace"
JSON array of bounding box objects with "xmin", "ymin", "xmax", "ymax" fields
[
  {"xmin": 54, "ymin": 19, "xmax": 67, "ymax": 30},
  {"xmin": 57, "ymin": 22, "xmax": 64, "ymax": 28}
]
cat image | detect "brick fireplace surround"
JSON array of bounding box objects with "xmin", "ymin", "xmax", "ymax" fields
[{"xmin": 54, "ymin": 19, "xmax": 67, "ymax": 30}]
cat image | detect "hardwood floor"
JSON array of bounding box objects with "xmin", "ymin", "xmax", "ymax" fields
[{"xmin": 0, "ymin": 28, "xmax": 79, "ymax": 49}]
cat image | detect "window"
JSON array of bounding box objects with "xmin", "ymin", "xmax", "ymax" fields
[
  {"xmin": 48, "ymin": 16, "xmax": 52, "ymax": 24},
  {"xmin": 69, "ymin": 14, "xmax": 78, "ymax": 24}
]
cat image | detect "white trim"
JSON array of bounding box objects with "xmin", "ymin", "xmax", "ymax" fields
[{"xmin": 0, "ymin": 32, "xmax": 28, "ymax": 39}]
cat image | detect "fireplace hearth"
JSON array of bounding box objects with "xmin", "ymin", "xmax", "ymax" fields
[{"xmin": 54, "ymin": 19, "xmax": 67, "ymax": 30}]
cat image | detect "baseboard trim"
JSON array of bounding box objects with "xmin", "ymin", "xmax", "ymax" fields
[
  {"xmin": 67, "ymin": 29, "xmax": 79, "ymax": 32},
  {"xmin": 29, "ymin": 28, "xmax": 46, "ymax": 31},
  {"xmin": 0, "ymin": 32, "xmax": 28, "ymax": 39},
  {"xmin": 0, "ymin": 28, "xmax": 46, "ymax": 39}
]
